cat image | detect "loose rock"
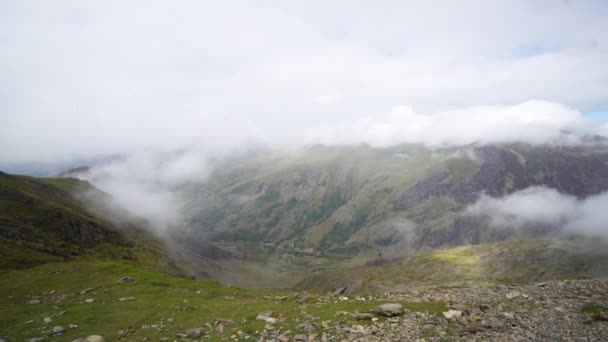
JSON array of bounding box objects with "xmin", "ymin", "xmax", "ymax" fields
[{"xmin": 373, "ymin": 303, "xmax": 403, "ymax": 317}]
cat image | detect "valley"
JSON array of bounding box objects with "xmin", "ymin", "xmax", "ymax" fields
[{"xmin": 1, "ymin": 143, "xmax": 608, "ymax": 341}]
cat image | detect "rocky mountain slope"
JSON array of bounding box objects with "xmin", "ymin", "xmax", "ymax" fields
[
  {"xmin": 178, "ymin": 143, "xmax": 608, "ymax": 270},
  {"xmin": 0, "ymin": 171, "xmax": 189, "ymax": 274}
]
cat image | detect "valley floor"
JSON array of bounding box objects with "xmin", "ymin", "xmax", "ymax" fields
[{"xmin": 0, "ymin": 261, "xmax": 607, "ymax": 341}]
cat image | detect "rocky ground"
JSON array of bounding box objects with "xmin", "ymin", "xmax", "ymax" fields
[
  {"xmin": 257, "ymin": 279, "xmax": 608, "ymax": 342},
  {"xmin": 3, "ymin": 274, "xmax": 607, "ymax": 342}
]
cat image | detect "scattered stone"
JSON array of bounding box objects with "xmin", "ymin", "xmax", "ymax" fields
[
  {"xmin": 85, "ymin": 336, "xmax": 105, "ymax": 342},
  {"xmin": 502, "ymin": 312, "xmax": 514, "ymax": 320},
  {"xmin": 29, "ymin": 338, "xmax": 44, "ymax": 342},
  {"xmin": 52, "ymin": 326, "xmax": 65, "ymax": 334},
  {"xmin": 442, "ymin": 309, "xmax": 462, "ymax": 320},
  {"xmin": 29, "ymin": 299, "xmax": 41, "ymax": 305},
  {"xmin": 373, "ymin": 303, "xmax": 403, "ymax": 317},
  {"xmin": 505, "ymin": 291, "xmax": 521, "ymax": 300},
  {"xmin": 180, "ymin": 328, "xmax": 202, "ymax": 339},
  {"xmin": 296, "ymin": 293, "xmax": 310, "ymax": 304},
  {"xmin": 53, "ymin": 311, "xmax": 67, "ymax": 318},
  {"xmin": 297, "ymin": 322, "xmax": 315, "ymax": 332},
  {"xmin": 115, "ymin": 276, "xmax": 134, "ymax": 283},
  {"xmin": 354, "ymin": 313, "xmax": 374, "ymax": 320},
  {"xmin": 332, "ymin": 287, "xmax": 347, "ymax": 295},
  {"xmin": 117, "ymin": 296, "xmax": 135, "ymax": 302},
  {"xmin": 451, "ymin": 304, "xmax": 467, "ymax": 311},
  {"xmin": 43, "ymin": 317, "xmax": 52, "ymax": 323},
  {"xmin": 256, "ymin": 311, "xmax": 274, "ymax": 321},
  {"xmin": 80, "ymin": 288, "xmax": 94, "ymax": 294},
  {"xmin": 84, "ymin": 298, "xmax": 95, "ymax": 304},
  {"xmin": 69, "ymin": 324, "xmax": 79, "ymax": 329},
  {"xmin": 484, "ymin": 318, "xmax": 506, "ymax": 330}
]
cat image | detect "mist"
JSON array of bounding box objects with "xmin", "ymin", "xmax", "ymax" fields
[
  {"xmin": 465, "ymin": 186, "xmax": 608, "ymax": 237},
  {"xmin": 78, "ymin": 150, "xmax": 211, "ymax": 232},
  {"xmin": 1, "ymin": 1, "xmax": 608, "ymax": 238}
]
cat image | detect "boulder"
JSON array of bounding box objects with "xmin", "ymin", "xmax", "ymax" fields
[
  {"xmin": 373, "ymin": 303, "xmax": 403, "ymax": 317},
  {"xmin": 442, "ymin": 309, "xmax": 462, "ymax": 320}
]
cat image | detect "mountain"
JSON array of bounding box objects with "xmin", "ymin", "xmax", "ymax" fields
[
  {"xmin": 1, "ymin": 144, "xmax": 608, "ymax": 341},
  {"xmin": 0, "ymin": 171, "xmax": 188, "ymax": 273},
  {"xmin": 178, "ymin": 143, "xmax": 608, "ymax": 268}
]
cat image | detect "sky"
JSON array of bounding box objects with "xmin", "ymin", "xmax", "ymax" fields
[{"xmin": 1, "ymin": 0, "xmax": 608, "ymax": 167}]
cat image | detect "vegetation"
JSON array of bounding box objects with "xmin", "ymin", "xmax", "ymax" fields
[{"xmin": 0, "ymin": 261, "xmax": 446, "ymax": 341}]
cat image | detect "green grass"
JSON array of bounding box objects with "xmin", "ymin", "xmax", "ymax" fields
[
  {"xmin": 581, "ymin": 302, "xmax": 607, "ymax": 315},
  {"xmin": 0, "ymin": 260, "xmax": 446, "ymax": 341}
]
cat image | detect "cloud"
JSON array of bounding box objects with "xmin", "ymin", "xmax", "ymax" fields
[
  {"xmin": 305, "ymin": 100, "xmax": 591, "ymax": 147},
  {"xmin": 79, "ymin": 150, "xmax": 210, "ymax": 232},
  {"xmin": 465, "ymin": 186, "xmax": 608, "ymax": 237},
  {"xmin": 1, "ymin": 1, "xmax": 608, "ymax": 165}
]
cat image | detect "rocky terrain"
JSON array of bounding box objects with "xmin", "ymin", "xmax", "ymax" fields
[
  {"xmin": 1, "ymin": 271, "xmax": 606, "ymax": 341},
  {"xmin": 180, "ymin": 143, "xmax": 608, "ymax": 256}
]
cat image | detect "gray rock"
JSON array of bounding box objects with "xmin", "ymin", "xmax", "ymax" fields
[
  {"xmin": 29, "ymin": 338, "xmax": 44, "ymax": 342},
  {"xmin": 117, "ymin": 296, "xmax": 134, "ymax": 301},
  {"xmin": 43, "ymin": 317, "xmax": 52, "ymax": 323},
  {"xmin": 52, "ymin": 326, "xmax": 65, "ymax": 334},
  {"xmin": 85, "ymin": 336, "xmax": 105, "ymax": 342},
  {"xmin": 183, "ymin": 328, "xmax": 202, "ymax": 339},
  {"xmin": 80, "ymin": 288, "xmax": 94, "ymax": 294},
  {"xmin": 84, "ymin": 298, "xmax": 95, "ymax": 304},
  {"xmin": 373, "ymin": 303, "xmax": 404, "ymax": 317},
  {"xmin": 484, "ymin": 318, "xmax": 505, "ymax": 330},
  {"xmin": 354, "ymin": 313, "xmax": 374, "ymax": 320},
  {"xmin": 505, "ymin": 291, "xmax": 521, "ymax": 300},
  {"xmin": 115, "ymin": 276, "xmax": 134, "ymax": 283},
  {"xmin": 256, "ymin": 311, "xmax": 274, "ymax": 321},
  {"xmin": 443, "ymin": 309, "xmax": 462, "ymax": 320},
  {"xmin": 297, "ymin": 322, "xmax": 315, "ymax": 332}
]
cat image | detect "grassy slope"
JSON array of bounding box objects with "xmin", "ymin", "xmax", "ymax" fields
[
  {"xmin": 296, "ymin": 239, "xmax": 608, "ymax": 293},
  {"xmin": 0, "ymin": 172, "xmax": 186, "ymax": 275},
  {"xmin": 0, "ymin": 261, "xmax": 446, "ymax": 341}
]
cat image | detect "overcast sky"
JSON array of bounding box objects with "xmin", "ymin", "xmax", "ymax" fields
[{"xmin": 2, "ymin": 0, "xmax": 608, "ymax": 166}]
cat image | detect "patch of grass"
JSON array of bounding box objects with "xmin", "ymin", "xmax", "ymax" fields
[
  {"xmin": 581, "ymin": 302, "xmax": 607, "ymax": 316},
  {"xmin": 0, "ymin": 260, "xmax": 447, "ymax": 341}
]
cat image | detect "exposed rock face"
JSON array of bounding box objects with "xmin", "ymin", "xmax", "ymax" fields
[
  {"xmin": 182, "ymin": 143, "xmax": 608, "ymax": 259},
  {"xmin": 399, "ymin": 144, "xmax": 608, "ymax": 208}
]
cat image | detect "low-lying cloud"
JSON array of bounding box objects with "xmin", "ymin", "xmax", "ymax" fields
[
  {"xmin": 79, "ymin": 150, "xmax": 210, "ymax": 232},
  {"xmin": 466, "ymin": 186, "xmax": 608, "ymax": 237},
  {"xmin": 305, "ymin": 100, "xmax": 594, "ymax": 147}
]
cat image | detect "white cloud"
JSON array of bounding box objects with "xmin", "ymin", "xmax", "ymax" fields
[
  {"xmin": 305, "ymin": 100, "xmax": 591, "ymax": 147},
  {"xmin": 0, "ymin": 1, "xmax": 607, "ymax": 165},
  {"xmin": 80, "ymin": 150, "xmax": 210, "ymax": 231},
  {"xmin": 465, "ymin": 186, "xmax": 608, "ymax": 237}
]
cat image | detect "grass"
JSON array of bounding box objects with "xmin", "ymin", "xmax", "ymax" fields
[
  {"xmin": 581, "ymin": 302, "xmax": 607, "ymax": 315},
  {"xmin": 0, "ymin": 260, "xmax": 446, "ymax": 341},
  {"xmin": 295, "ymin": 239, "xmax": 608, "ymax": 293}
]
